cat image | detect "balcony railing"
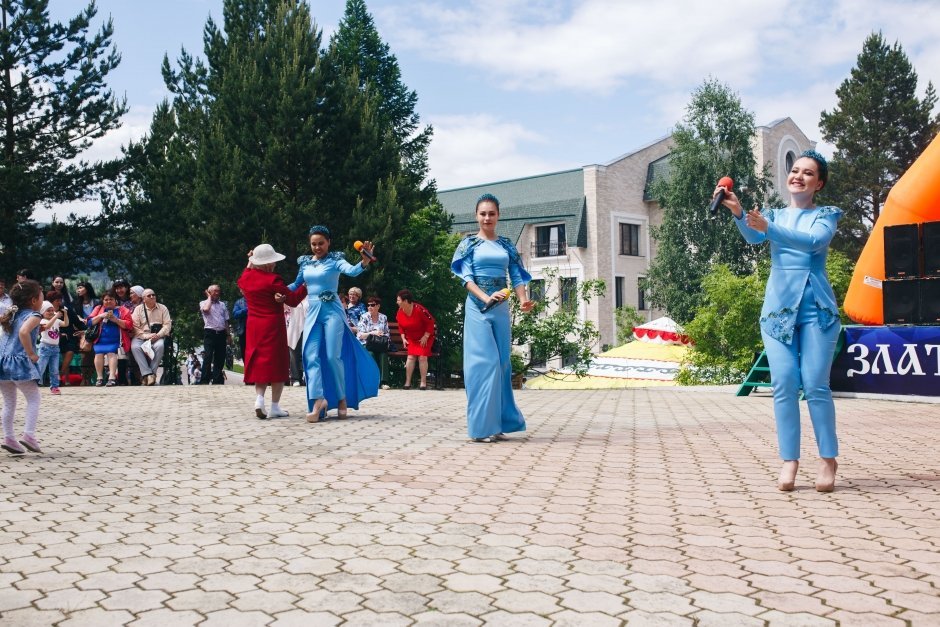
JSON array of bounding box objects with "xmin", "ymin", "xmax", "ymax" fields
[{"xmin": 531, "ymin": 241, "xmax": 566, "ymax": 257}]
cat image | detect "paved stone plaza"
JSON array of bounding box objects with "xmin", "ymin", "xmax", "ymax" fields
[{"xmin": 1, "ymin": 384, "xmax": 938, "ymax": 626}]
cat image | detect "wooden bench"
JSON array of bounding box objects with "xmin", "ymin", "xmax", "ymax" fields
[{"xmin": 386, "ymin": 322, "xmax": 443, "ymax": 388}]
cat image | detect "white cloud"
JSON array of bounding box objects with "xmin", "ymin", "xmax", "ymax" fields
[
  {"xmin": 381, "ymin": 0, "xmax": 784, "ymax": 92},
  {"xmin": 429, "ymin": 114, "xmax": 571, "ymax": 188},
  {"xmin": 381, "ymin": 0, "xmax": 940, "ymax": 97}
]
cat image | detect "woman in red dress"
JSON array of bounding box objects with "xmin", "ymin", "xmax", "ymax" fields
[
  {"xmin": 237, "ymin": 244, "xmax": 307, "ymax": 418},
  {"xmin": 395, "ymin": 289, "xmax": 435, "ymax": 390}
]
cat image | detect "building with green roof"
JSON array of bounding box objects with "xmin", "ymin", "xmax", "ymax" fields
[{"xmin": 438, "ymin": 118, "xmax": 814, "ymax": 362}]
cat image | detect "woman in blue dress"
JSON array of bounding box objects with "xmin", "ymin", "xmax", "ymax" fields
[
  {"xmin": 716, "ymin": 150, "xmax": 842, "ymax": 492},
  {"xmin": 288, "ymin": 225, "xmax": 380, "ymax": 422},
  {"xmin": 451, "ymin": 193, "xmax": 534, "ymax": 443},
  {"xmin": 87, "ymin": 289, "xmax": 133, "ymax": 387}
]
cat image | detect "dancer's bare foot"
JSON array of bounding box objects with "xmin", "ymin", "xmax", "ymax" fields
[
  {"xmin": 778, "ymin": 460, "xmax": 799, "ymax": 492},
  {"xmin": 815, "ymin": 458, "xmax": 838, "ymax": 492},
  {"xmin": 306, "ymin": 398, "xmax": 327, "ymax": 423}
]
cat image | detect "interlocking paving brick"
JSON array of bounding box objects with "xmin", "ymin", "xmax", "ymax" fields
[
  {"xmin": 617, "ymin": 609, "xmax": 694, "ymax": 626},
  {"xmin": 0, "ymin": 607, "xmax": 67, "ymax": 626},
  {"xmin": 1, "ymin": 386, "xmax": 939, "ymax": 625},
  {"xmin": 56, "ymin": 607, "xmax": 135, "ymax": 626},
  {"xmin": 755, "ymin": 610, "xmax": 836, "ymax": 626}
]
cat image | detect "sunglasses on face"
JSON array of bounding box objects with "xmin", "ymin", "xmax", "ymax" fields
[{"xmin": 367, "ymin": 303, "xmax": 378, "ymax": 307}]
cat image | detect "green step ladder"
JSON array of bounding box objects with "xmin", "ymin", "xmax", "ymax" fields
[{"xmin": 737, "ymin": 351, "xmax": 772, "ymax": 396}]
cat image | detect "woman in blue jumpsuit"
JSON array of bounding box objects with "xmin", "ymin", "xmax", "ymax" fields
[
  {"xmin": 288, "ymin": 225, "xmax": 379, "ymax": 422},
  {"xmin": 716, "ymin": 151, "xmax": 842, "ymax": 492},
  {"xmin": 451, "ymin": 194, "xmax": 534, "ymax": 443}
]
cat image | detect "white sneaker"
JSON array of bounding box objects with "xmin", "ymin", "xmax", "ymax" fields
[{"xmin": 381, "ymin": 384, "xmax": 390, "ymax": 390}]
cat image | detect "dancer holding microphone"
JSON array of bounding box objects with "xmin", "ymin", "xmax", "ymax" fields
[
  {"xmin": 451, "ymin": 193, "xmax": 534, "ymax": 443},
  {"xmin": 714, "ymin": 150, "xmax": 842, "ymax": 492},
  {"xmin": 288, "ymin": 226, "xmax": 379, "ymax": 422}
]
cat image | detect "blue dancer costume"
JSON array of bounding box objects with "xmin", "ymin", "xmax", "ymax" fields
[
  {"xmin": 734, "ymin": 205, "xmax": 843, "ymax": 461},
  {"xmin": 451, "ymin": 236, "xmax": 532, "ymax": 439},
  {"xmin": 288, "ymin": 252, "xmax": 379, "ymax": 412}
]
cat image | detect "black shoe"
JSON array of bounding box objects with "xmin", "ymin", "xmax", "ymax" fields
[{"xmin": 402, "ymin": 384, "xmax": 411, "ymax": 390}]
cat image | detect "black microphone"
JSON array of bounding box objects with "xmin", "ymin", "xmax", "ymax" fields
[
  {"xmin": 481, "ymin": 289, "xmax": 511, "ymax": 312},
  {"xmin": 709, "ymin": 176, "xmax": 734, "ymax": 216}
]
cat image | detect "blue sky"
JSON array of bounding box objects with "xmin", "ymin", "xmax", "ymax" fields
[{"xmin": 45, "ymin": 0, "xmax": 940, "ymax": 220}]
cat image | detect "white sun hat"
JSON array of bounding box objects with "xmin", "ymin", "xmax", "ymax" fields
[{"xmin": 251, "ymin": 243, "xmax": 286, "ymax": 265}]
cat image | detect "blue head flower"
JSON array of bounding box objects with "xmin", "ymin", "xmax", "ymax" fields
[{"xmin": 308, "ymin": 225, "xmax": 331, "ymax": 239}]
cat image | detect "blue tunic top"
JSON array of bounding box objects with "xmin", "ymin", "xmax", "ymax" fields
[
  {"xmin": 451, "ymin": 236, "xmax": 532, "ymax": 309},
  {"xmin": 735, "ymin": 206, "xmax": 842, "ymax": 344}
]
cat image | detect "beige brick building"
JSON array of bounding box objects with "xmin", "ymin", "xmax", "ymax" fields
[{"xmin": 439, "ymin": 117, "xmax": 814, "ymax": 360}]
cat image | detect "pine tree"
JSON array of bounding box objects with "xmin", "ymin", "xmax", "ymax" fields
[
  {"xmin": 819, "ymin": 32, "xmax": 939, "ymax": 258},
  {"xmin": 0, "ymin": 0, "xmax": 126, "ymax": 278},
  {"xmin": 330, "ymin": 0, "xmax": 433, "ymax": 196},
  {"xmin": 646, "ymin": 79, "xmax": 776, "ymax": 324}
]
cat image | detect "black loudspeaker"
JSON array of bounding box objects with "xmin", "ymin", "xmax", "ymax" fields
[
  {"xmin": 884, "ymin": 224, "xmax": 921, "ymax": 278},
  {"xmin": 924, "ymin": 221, "xmax": 940, "ymax": 277},
  {"xmin": 920, "ymin": 278, "xmax": 940, "ymax": 324},
  {"xmin": 883, "ymin": 278, "xmax": 920, "ymax": 324}
]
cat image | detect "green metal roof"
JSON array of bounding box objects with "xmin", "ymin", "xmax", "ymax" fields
[{"xmin": 439, "ymin": 169, "xmax": 587, "ymax": 247}]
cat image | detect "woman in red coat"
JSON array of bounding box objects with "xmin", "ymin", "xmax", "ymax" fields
[
  {"xmin": 237, "ymin": 244, "xmax": 307, "ymax": 419},
  {"xmin": 395, "ymin": 289, "xmax": 436, "ymax": 390}
]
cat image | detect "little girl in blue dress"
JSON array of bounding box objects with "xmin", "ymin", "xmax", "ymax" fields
[{"xmin": 0, "ymin": 280, "xmax": 45, "ymax": 455}]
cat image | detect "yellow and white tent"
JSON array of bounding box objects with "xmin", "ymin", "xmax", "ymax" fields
[{"xmin": 526, "ymin": 317, "xmax": 690, "ymax": 390}]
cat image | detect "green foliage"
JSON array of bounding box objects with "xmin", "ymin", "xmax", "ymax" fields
[
  {"xmin": 510, "ymin": 351, "xmax": 526, "ymax": 376},
  {"xmin": 0, "ymin": 0, "xmax": 126, "ymax": 278},
  {"xmin": 646, "ymin": 78, "xmax": 776, "ymax": 324},
  {"xmin": 614, "ymin": 305, "xmax": 644, "ymax": 346},
  {"xmin": 819, "ymin": 32, "xmax": 939, "ymax": 259},
  {"xmin": 510, "ymin": 267, "xmax": 606, "ymax": 377},
  {"xmin": 825, "ymin": 248, "xmax": 854, "ymax": 324},
  {"xmin": 108, "ymin": 0, "xmax": 443, "ymax": 354},
  {"xmin": 678, "ymin": 249, "xmax": 857, "ymax": 385},
  {"xmin": 676, "ymin": 264, "xmax": 766, "ymax": 385}
]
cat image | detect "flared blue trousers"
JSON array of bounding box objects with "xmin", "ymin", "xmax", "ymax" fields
[{"xmin": 462, "ymin": 296, "xmax": 526, "ymax": 439}]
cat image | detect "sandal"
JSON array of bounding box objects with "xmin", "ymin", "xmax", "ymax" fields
[
  {"xmin": 95, "ymin": 379, "xmax": 105, "ymax": 387},
  {"xmin": 469, "ymin": 437, "xmax": 496, "ymax": 443},
  {"xmin": 106, "ymin": 379, "xmax": 117, "ymax": 387}
]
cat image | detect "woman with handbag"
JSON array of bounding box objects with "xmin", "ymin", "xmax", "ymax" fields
[
  {"xmin": 87, "ymin": 289, "xmax": 133, "ymax": 387},
  {"xmin": 73, "ymin": 281, "xmax": 99, "ymax": 385},
  {"xmin": 357, "ymin": 295, "xmax": 390, "ymax": 390}
]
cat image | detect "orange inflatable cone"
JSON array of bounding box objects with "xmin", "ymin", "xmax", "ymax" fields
[{"xmin": 844, "ymin": 133, "xmax": 940, "ymax": 324}]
